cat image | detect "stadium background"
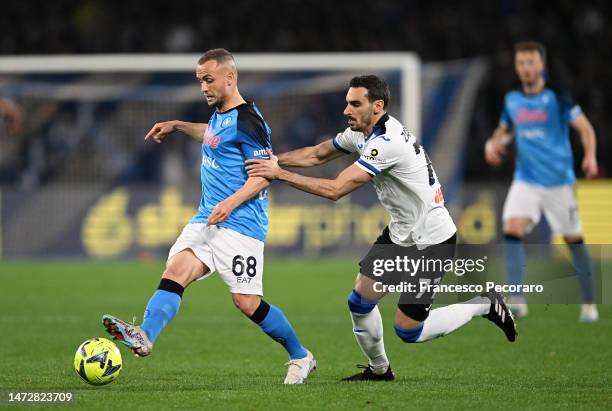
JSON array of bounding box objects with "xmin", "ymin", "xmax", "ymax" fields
[
  {"xmin": 1, "ymin": 0, "xmax": 611, "ymax": 260},
  {"xmin": 1, "ymin": 1, "xmax": 612, "ymax": 409}
]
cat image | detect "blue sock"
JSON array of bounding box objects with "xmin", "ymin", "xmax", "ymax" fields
[
  {"xmin": 250, "ymin": 301, "xmax": 307, "ymax": 359},
  {"xmin": 348, "ymin": 289, "xmax": 377, "ymax": 314},
  {"xmin": 568, "ymin": 241, "xmax": 595, "ymax": 303},
  {"xmin": 141, "ymin": 279, "xmax": 183, "ymax": 343},
  {"xmin": 394, "ymin": 323, "xmax": 424, "ymax": 343},
  {"xmin": 504, "ymin": 234, "xmax": 526, "ymax": 295}
]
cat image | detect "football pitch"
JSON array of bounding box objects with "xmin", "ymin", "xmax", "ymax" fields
[{"xmin": 1, "ymin": 258, "xmax": 611, "ymax": 410}]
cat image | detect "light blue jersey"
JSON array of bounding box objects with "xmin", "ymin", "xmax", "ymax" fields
[
  {"xmin": 189, "ymin": 102, "xmax": 271, "ymax": 241},
  {"xmin": 500, "ymin": 88, "xmax": 582, "ymax": 186}
]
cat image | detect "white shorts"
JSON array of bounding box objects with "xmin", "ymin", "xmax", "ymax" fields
[
  {"xmin": 168, "ymin": 223, "xmax": 264, "ymax": 295},
  {"xmin": 502, "ymin": 181, "xmax": 582, "ymax": 235}
]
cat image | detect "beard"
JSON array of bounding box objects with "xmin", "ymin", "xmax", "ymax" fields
[
  {"xmin": 213, "ymin": 97, "xmax": 225, "ymax": 110},
  {"xmin": 520, "ymin": 71, "xmax": 543, "ymax": 87},
  {"xmin": 205, "ymin": 93, "xmax": 225, "ymax": 109},
  {"xmin": 347, "ymin": 110, "xmax": 372, "ymax": 133}
]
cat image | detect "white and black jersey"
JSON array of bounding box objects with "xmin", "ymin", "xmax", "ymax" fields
[{"xmin": 333, "ymin": 113, "xmax": 456, "ymax": 247}]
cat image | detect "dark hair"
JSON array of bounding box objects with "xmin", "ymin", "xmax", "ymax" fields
[
  {"xmin": 349, "ymin": 75, "xmax": 390, "ymax": 108},
  {"xmin": 198, "ymin": 48, "xmax": 235, "ymax": 66},
  {"xmin": 514, "ymin": 41, "xmax": 546, "ymax": 63}
]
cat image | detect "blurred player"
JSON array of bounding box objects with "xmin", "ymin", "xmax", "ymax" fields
[
  {"xmin": 0, "ymin": 97, "xmax": 24, "ymax": 134},
  {"xmin": 484, "ymin": 41, "xmax": 598, "ymax": 321},
  {"xmin": 102, "ymin": 49, "xmax": 316, "ymax": 384},
  {"xmin": 246, "ymin": 75, "xmax": 517, "ymax": 381}
]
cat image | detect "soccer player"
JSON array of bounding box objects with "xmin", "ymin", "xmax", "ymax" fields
[
  {"xmin": 0, "ymin": 97, "xmax": 23, "ymax": 134},
  {"xmin": 484, "ymin": 41, "xmax": 599, "ymax": 322},
  {"xmin": 246, "ymin": 75, "xmax": 517, "ymax": 381},
  {"xmin": 102, "ymin": 49, "xmax": 316, "ymax": 384}
]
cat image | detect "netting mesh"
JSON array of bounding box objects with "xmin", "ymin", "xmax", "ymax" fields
[
  {"xmin": 0, "ymin": 70, "xmax": 402, "ymax": 188},
  {"xmin": 0, "ymin": 63, "xmax": 413, "ymax": 258}
]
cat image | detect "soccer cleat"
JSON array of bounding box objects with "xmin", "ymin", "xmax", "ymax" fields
[
  {"xmin": 579, "ymin": 304, "xmax": 599, "ymax": 323},
  {"xmin": 482, "ymin": 291, "xmax": 517, "ymax": 342},
  {"xmin": 102, "ymin": 314, "xmax": 153, "ymax": 357},
  {"xmin": 342, "ymin": 364, "xmax": 395, "ymax": 381},
  {"xmin": 506, "ymin": 295, "xmax": 528, "ymax": 319},
  {"xmin": 283, "ymin": 350, "xmax": 316, "ymax": 384}
]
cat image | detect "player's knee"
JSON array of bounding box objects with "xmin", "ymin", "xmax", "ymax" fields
[
  {"xmin": 394, "ymin": 304, "xmax": 426, "ymax": 343},
  {"xmin": 232, "ymin": 294, "xmax": 260, "ymax": 317},
  {"xmin": 563, "ymin": 235, "xmax": 584, "ymax": 244},
  {"xmin": 162, "ymin": 268, "xmax": 189, "ymax": 287},
  {"xmin": 163, "ymin": 250, "xmax": 207, "ymax": 287},
  {"xmin": 503, "ymin": 228, "xmax": 524, "ymax": 240},
  {"xmin": 503, "ymin": 219, "xmax": 529, "ymax": 238},
  {"xmin": 393, "ymin": 322, "xmax": 424, "ymax": 343},
  {"xmin": 347, "ymin": 289, "xmax": 377, "ymax": 314}
]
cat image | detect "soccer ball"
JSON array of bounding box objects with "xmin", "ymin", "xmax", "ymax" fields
[{"xmin": 74, "ymin": 338, "xmax": 122, "ymax": 386}]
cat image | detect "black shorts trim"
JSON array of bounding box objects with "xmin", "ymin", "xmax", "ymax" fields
[{"xmin": 359, "ymin": 227, "xmax": 457, "ymax": 321}]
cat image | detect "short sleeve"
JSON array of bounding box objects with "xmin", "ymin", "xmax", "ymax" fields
[
  {"xmin": 558, "ymin": 92, "xmax": 583, "ymax": 123},
  {"xmin": 499, "ymin": 97, "xmax": 513, "ymax": 128},
  {"xmin": 332, "ymin": 128, "xmax": 357, "ymax": 154},
  {"xmin": 237, "ymin": 109, "xmax": 272, "ymax": 160},
  {"xmin": 354, "ymin": 136, "xmax": 400, "ymax": 176}
]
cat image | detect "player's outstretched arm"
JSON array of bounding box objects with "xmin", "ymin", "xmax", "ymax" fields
[
  {"xmin": 277, "ymin": 139, "xmax": 345, "ymax": 167},
  {"xmin": 246, "ymin": 149, "xmax": 371, "ymax": 201},
  {"xmin": 144, "ymin": 120, "xmax": 207, "ymax": 144},
  {"xmin": 207, "ymin": 176, "xmax": 270, "ymax": 226},
  {"xmin": 484, "ymin": 124, "xmax": 513, "ymax": 166},
  {"xmin": 571, "ymin": 114, "xmax": 598, "ymax": 178},
  {"xmin": 0, "ymin": 98, "xmax": 23, "ymax": 134}
]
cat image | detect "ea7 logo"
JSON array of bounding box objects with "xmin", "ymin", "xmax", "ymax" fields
[{"xmin": 232, "ymin": 255, "xmax": 257, "ymax": 283}]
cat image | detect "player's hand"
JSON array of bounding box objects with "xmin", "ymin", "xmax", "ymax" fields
[
  {"xmin": 582, "ymin": 154, "xmax": 598, "ymax": 179},
  {"xmin": 144, "ymin": 121, "xmax": 177, "ymax": 143},
  {"xmin": 245, "ymin": 148, "xmax": 281, "ymax": 180},
  {"xmin": 207, "ymin": 199, "xmax": 237, "ymax": 226},
  {"xmin": 484, "ymin": 139, "xmax": 506, "ymax": 166}
]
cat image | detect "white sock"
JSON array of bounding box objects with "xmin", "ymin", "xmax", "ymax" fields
[
  {"xmin": 416, "ymin": 296, "xmax": 489, "ymax": 342},
  {"xmin": 350, "ymin": 306, "xmax": 389, "ymax": 374}
]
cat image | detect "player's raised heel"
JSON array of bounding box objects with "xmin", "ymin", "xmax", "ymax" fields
[
  {"xmin": 482, "ymin": 291, "xmax": 517, "ymax": 342},
  {"xmin": 283, "ymin": 350, "xmax": 316, "ymax": 384},
  {"xmin": 102, "ymin": 314, "xmax": 153, "ymax": 357},
  {"xmin": 342, "ymin": 364, "xmax": 395, "ymax": 381}
]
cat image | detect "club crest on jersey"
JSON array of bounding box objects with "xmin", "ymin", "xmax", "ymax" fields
[{"xmin": 221, "ymin": 117, "xmax": 233, "ymax": 128}]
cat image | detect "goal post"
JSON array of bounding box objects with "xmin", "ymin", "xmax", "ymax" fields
[
  {"xmin": 0, "ymin": 52, "xmax": 421, "ymax": 135},
  {"xmin": 0, "ymin": 52, "xmax": 421, "ymax": 259}
]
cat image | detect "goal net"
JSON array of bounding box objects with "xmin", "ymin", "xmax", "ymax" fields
[{"xmin": 0, "ymin": 53, "xmax": 422, "ymax": 258}]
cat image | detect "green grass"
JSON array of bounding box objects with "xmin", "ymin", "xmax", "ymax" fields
[{"xmin": 1, "ymin": 259, "xmax": 611, "ymax": 410}]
